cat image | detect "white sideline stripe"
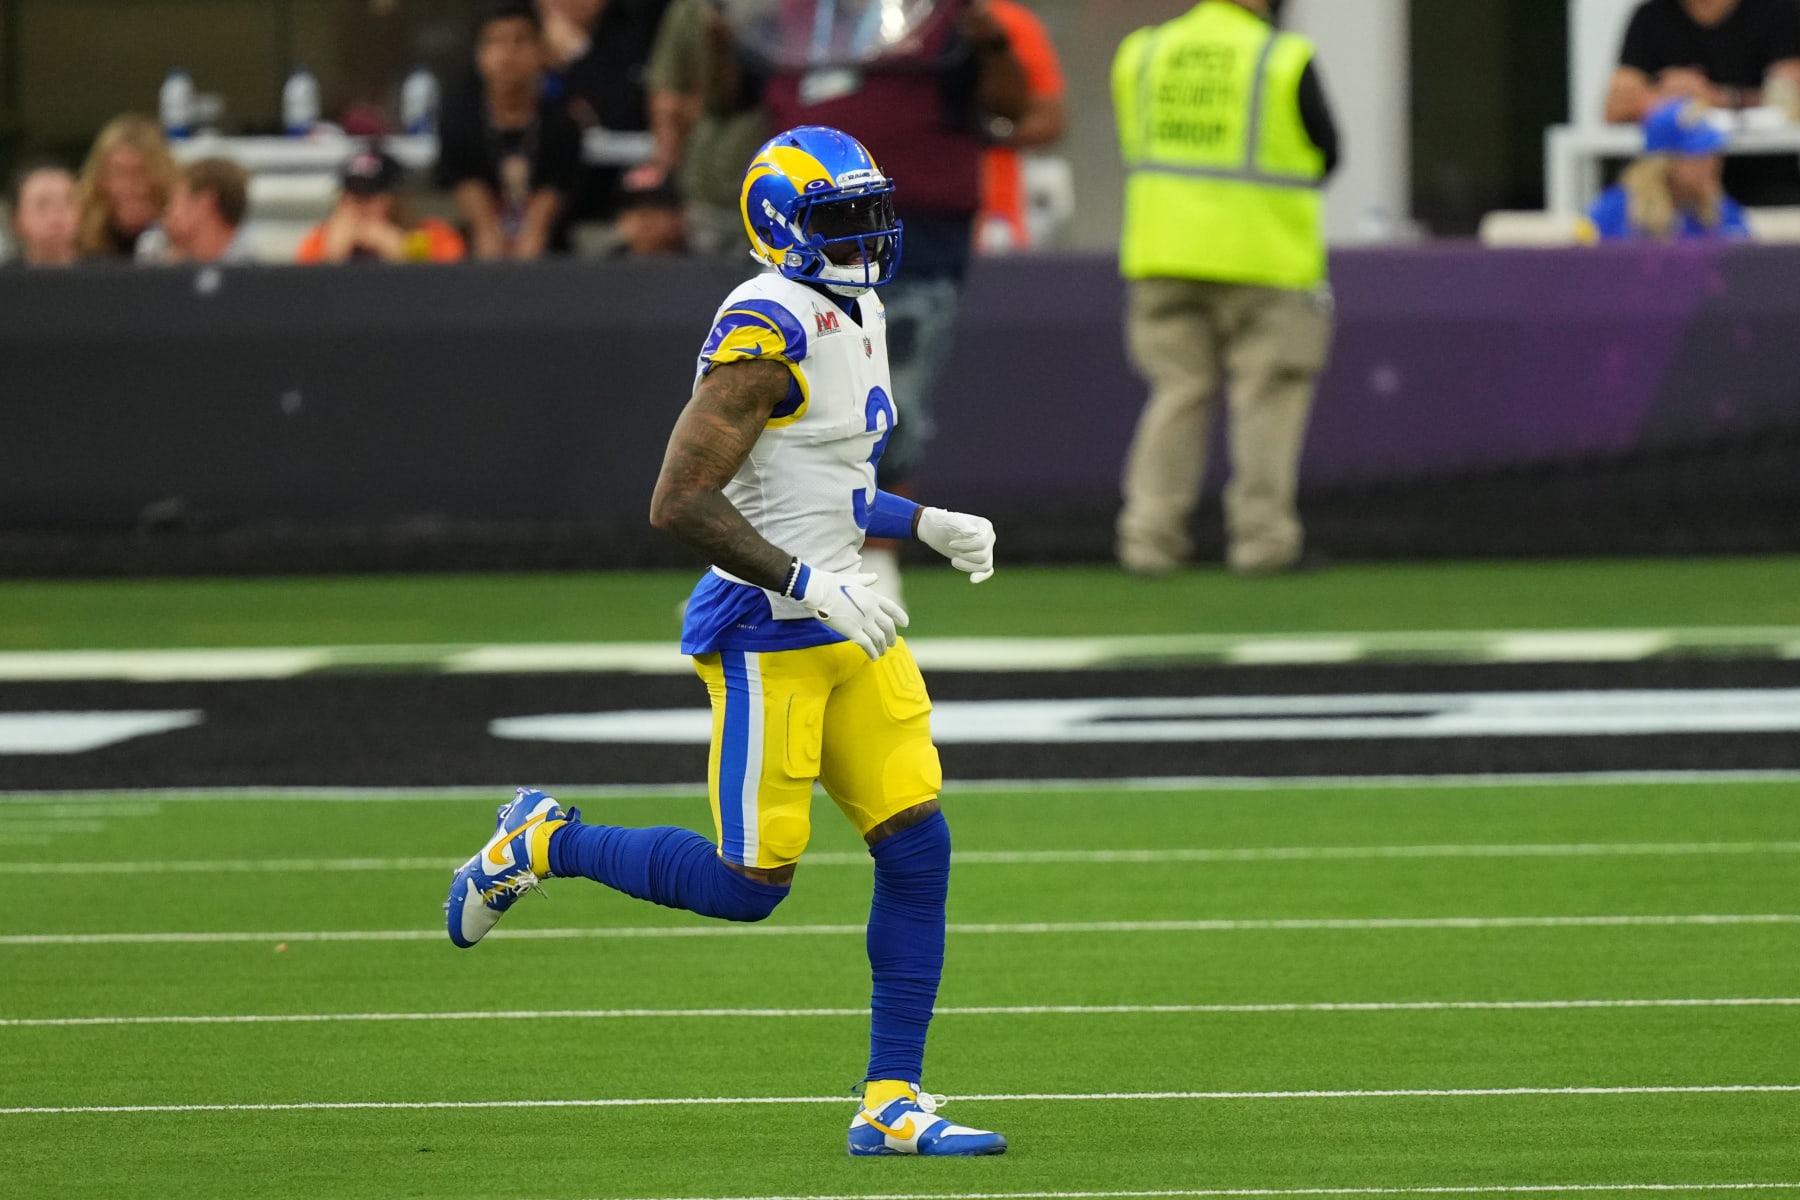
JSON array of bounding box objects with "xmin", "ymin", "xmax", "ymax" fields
[
  {"xmin": 3, "ymin": 914, "xmax": 1796, "ymax": 947},
  {"xmin": 7, "ymin": 769, "xmax": 1800, "ymax": 803},
  {"xmin": 373, "ymin": 631, "xmax": 1800, "ymax": 675},
  {"xmin": 13, "ymin": 841, "xmax": 1800, "ymax": 876},
  {"xmin": 5, "ymin": 1084, "xmax": 1798, "ymax": 1117},
  {"xmin": 5, "ymin": 856, "xmax": 463, "ymax": 875},
  {"xmin": 1224, "ymin": 638, "xmax": 1366, "ymax": 665},
  {"xmin": 5, "ymin": 997, "xmax": 1796, "ymax": 1029},
  {"xmin": 524, "ymin": 1188, "xmax": 1800, "ymax": 1200},
  {"xmin": 524, "ymin": 1186, "xmax": 1800, "ymax": 1200},
  {"xmin": 5, "ymin": 625, "xmax": 1799, "ymax": 681},
  {"xmin": 0, "ymin": 649, "xmax": 332, "ymax": 681},
  {"xmin": 1490, "ymin": 632, "xmax": 1673, "ymax": 661},
  {"xmin": 447, "ymin": 644, "xmax": 686, "ymax": 673}
]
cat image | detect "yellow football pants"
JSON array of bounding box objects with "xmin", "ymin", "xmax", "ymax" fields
[{"xmin": 692, "ymin": 638, "xmax": 943, "ymax": 869}]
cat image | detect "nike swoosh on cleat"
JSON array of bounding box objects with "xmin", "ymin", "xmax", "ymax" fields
[
  {"xmin": 486, "ymin": 812, "xmax": 548, "ymax": 868},
  {"xmin": 865, "ymin": 1115, "xmax": 916, "ymax": 1141}
]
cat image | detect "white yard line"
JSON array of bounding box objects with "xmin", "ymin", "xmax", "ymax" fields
[
  {"xmin": 0, "ymin": 804, "xmax": 162, "ymax": 818},
  {"xmin": 5, "ymin": 769, "xmax": 1800, "ymax": 804},
  {"xmin": 0, "ymin": 822, "xmax": 110, "ymax": 839},
  {"xmin": 5, "ymin": 1084, "xmax": 1798, "ymax": 1117},
  {"xmin": 12, "ymin": 841, "xmax": 1800, "ymax": 876},
  {"xmin": 4, "ymin": 997, "xmax": 1795, "ymax": 1030},
  {"xmin": 521, "ymin": 1187, "xmax": 1800, "ymax": 1200},
  {"xmin": 0, "ymin": 783, "xmax": 707, "ymax": 803},
  {"xmin": 2, "ymin": 914, "xmax": 1794, "ymax": 947},
  {"xmin": 524, "ymin": 1186, "xmax": 1800, "ymax": 1200},
  {"xmin": 919, "ymin": 842, "xmax": 1800, "ymax": 863}
]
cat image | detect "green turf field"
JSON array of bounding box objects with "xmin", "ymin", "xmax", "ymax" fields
[
  {"xmin": 3, "ymin": 779, "xmax": 1796, "ymax": 1198},
  {"xmin": 5, "ymin": 557, "xmax": 1800, "ymax": 648}
]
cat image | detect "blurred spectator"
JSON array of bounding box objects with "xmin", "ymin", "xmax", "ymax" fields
[
  {"xmin": 436, "ymin": 0, "xmax": 584, "ymax": 258},
  {"xmin": 137, "ymin": 158, "xmax": 253, "ymax": 265},
  {"xmin": 610, "ymin": 164, "xmax": 687, "ymax": 255},
  {"xmin": 542, "ymin": 0, "xmax": 672, "ymax": 221},
  {"xmin": 297, "ymin": 148, "xmax": 466, "ymax": 264},
  {"xmin": 976, "ymin": 0, "xmax": 1068, "ymax": 254},
  {"xmin": 644, "ymin": 0, "xmax": 767, "ymax": 257},
  {"xmin": 77, "ymin": 114, "xmax": 177, "ymax": 259},
  {"xmin": 541, "ymin": 0, "xmax": 603, "ymax": 70},
  {"xmin": 1606, "ymin": 0, "xmax": 1800, "ymax": 203},
  {"xmin": 1112, "ymin": 0, "xmax": 1338, "ymax": 577},
  {"xmin": 5, "ymin": 162, "xmax": 80, "ymax": 267},
  {"xmin": 1581, "ymin": 99, "xmax": 1750, "ymax": 241},
  {"xmin": 717, "ymin": 0, "xmax": 1029, "ymax": 598},
  {"xmin": 544, "ymin": 0, "xmax": 670, "ymax": 129}
]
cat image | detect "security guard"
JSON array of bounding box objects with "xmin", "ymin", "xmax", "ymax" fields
[{"xmin": 1112, "ymin": 0, "xmax": 1340, "ymax": 576}]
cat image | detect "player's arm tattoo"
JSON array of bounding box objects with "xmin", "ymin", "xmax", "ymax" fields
[{"xmin": 650, "ymin": 358, "xmax": 796, "ymax": 592}]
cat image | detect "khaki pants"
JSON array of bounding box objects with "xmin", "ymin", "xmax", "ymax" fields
[{"xmin": 1117, "ymin": 276, "xmax": 1334, "ymax": 574}]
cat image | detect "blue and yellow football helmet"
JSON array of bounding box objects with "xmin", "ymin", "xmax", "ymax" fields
[{"xmin": 741, "ymin": 125, "xmax": 903, "ymax": 293}]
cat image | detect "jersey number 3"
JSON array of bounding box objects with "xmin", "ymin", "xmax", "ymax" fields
[{"xmin": 851, "ymin": 387, "xmax": 896, "ymax": 531}]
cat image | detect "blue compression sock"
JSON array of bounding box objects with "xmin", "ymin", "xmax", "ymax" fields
[
  {"xmin": 864, "ymin": 810, "xmax": 951, "ymax": 1084},
  {"xmin": 546, "ymin": 823, "xmax": 789, "ymax": 922}
]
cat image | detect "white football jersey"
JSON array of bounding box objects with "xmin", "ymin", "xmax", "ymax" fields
[{"xmin": 694, "ymin": 270, "xmax": 896, "ymax": 620}]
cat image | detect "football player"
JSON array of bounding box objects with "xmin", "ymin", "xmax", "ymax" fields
[{"xmin": 446, "ymin": 124, "xmax": 1006, "ymax": 1158}]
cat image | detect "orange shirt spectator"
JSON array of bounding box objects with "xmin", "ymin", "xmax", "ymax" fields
[
  {"xmin": 296, "ymin": 149, "xmax": 465, "ymax": 264},
  {"xmin": 978, "ymin": 0, "xmax": 1067, "ymax": 253}
]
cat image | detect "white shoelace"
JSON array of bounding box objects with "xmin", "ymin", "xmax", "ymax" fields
[{"xmin": 480, "ymin": 872, "xmax": 540, "ymax": 904}]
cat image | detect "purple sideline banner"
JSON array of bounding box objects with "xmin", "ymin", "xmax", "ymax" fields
[
  {"xmin": 923, "ymin": 240, "xmax": 1798, "ymax": 507},
  {"xmin": 0, "ymin": 242, "xmax": 1795, "ymax": 571}
]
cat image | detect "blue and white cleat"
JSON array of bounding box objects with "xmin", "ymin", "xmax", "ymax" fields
[
  {"xmin": 847, "ymin": 1088, "xmax": 1007, "ymax": 1157},
  {"xmin": 444, "ymin": 788, "xmax": 577, "ymax": 949}
]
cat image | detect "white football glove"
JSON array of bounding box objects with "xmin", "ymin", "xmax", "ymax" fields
[
  {"xmin": 916, "ymin": 507, "xmax": 997, "ymax": 583},
  {"xmin": 793, "ymin": 564, "xmax": 910, "ymax": 660}
]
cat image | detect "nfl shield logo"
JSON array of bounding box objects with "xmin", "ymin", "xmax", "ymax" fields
[{"xmin": 863, "ymin": 336, "xmax": 872, "ymax": 357}]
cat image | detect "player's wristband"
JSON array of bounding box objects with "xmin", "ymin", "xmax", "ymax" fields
[
  {"xmin": 781, "ymin": 558, "xmax": 812, "ymax": 600},
  {"xmin": 867, "ymin": 490, "xmax": 921, "ymax": 540}
]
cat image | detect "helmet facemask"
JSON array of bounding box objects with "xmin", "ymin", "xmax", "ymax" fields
[{"xmin": 793, "ymin": 187, "xmax": 903, "ymax": 294}]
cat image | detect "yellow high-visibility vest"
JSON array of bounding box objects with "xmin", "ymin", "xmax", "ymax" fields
[{"xmin": 1113, "ymin": 2, "xmax": 1327, "ymax": 289}]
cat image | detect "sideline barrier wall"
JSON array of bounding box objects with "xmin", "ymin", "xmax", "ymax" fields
[{"xmin": 2, "ymin": 245, "xmax": 1797, "ymax": 573}]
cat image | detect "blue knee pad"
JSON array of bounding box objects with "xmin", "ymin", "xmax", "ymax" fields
[{"xmin": 548, "ymin": 824, "xmax": 789, "ymax": 923}]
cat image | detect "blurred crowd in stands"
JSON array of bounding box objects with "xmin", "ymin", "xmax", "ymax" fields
[
  {"xmin": 1, "ymin": 0, "xmax": 1067, "ymax": 269},
  {"xmin": 10, "ymin": 0, "xmax": 1800, "ymax": 267},
  {"xmin": 1581, "ymin": 0, "xmax": 1800, "ymax": 241}
]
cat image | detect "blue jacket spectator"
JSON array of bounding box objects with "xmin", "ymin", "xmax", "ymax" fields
[{"xmin": 1583, "ymin": 98, "xmax": 1750, "ymax": 242}]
